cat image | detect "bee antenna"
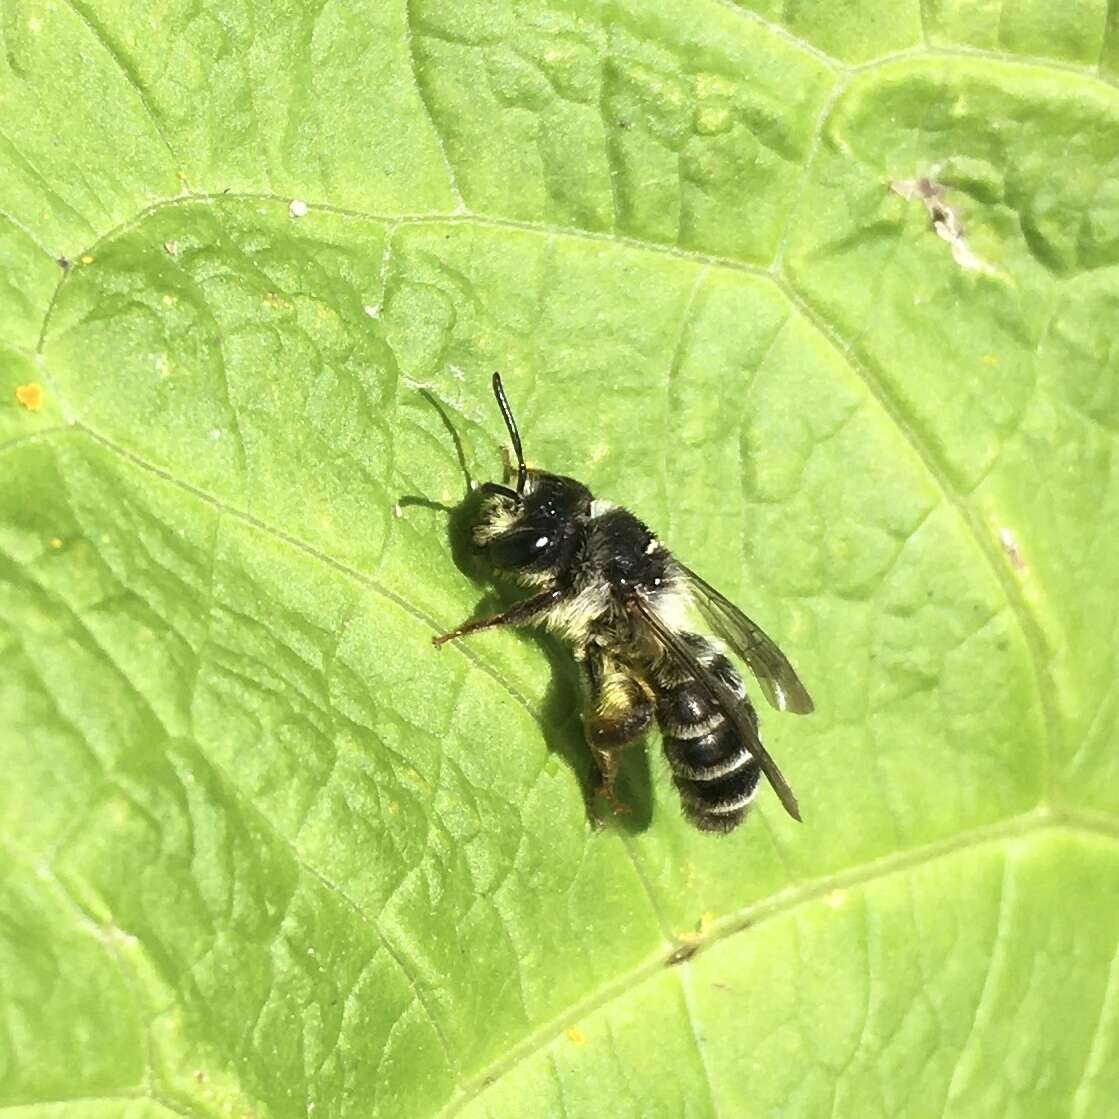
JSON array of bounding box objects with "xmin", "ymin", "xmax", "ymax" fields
[{"xmin": 491, "ymin": 372, "xmax": 528, "ymax": 497}]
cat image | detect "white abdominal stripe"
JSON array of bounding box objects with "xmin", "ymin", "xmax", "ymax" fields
[
  {"xmin": 658, "ymin": 712, "xmax": 724, "ymax": 740},
  {"xmin": 664, "ymin": 740, "xmax": 754, "ymax": 782},
  {"xmin": 698, "ymin": 780, "xmax": 760, "ymax": 815},
  {"xmin": 676, "ymin": 758, "xmax": 762, "ymax": 815}
]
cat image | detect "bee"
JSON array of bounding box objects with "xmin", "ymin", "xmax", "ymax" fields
[{"xmin": 433, "ymin": 374, "xmax": 813, "ymax": 832}]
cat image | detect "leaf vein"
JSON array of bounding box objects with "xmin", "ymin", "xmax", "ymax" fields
[
  {"xmin": 776, "ymin": 278, "xmax": 1058, "ymax": 798},
  {"xmin": 1072, "ymin": 927, "xmax": 1119, "ymax": 1118},
  {"xmin": 55, "ymin": 0, "xmax": 181, "ymax": 175},
  {"xmin": 679, "ymin": 965, "xmax": 723, "ymax": 1119},
  {"xmin": 402, "ymin": 0, "xmax": 469, "ymax": 214},
  {"xmin": 710, "ymin": 0, "xmax": 843, "ymax": 72},
  {"xmin": 436, "ymin": 810, "xmax": 1117, "ymax": 1117}
]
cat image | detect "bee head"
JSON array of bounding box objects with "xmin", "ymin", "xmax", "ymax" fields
[{"xmin": 473, "ymin": 375, "xmax": 592, "ymax": 574}]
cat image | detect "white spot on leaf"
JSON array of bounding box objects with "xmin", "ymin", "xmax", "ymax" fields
[{"xmin": 998, "ymin": 527, "xmax": 1026, "ymax": 572}]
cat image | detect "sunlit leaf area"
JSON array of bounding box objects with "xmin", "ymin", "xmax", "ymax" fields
[{"xmin": 2, "ymin": 2, "xmax": 1118, "ymax": 1116}]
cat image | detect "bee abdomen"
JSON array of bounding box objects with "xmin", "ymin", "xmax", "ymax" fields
[
  {"xmin": 663, "ymin": 723, "xmax": 761, "ymax": 833},
  {"xmin": 656, "ymin": 647, "xmax": 760, "ymax": 833}
]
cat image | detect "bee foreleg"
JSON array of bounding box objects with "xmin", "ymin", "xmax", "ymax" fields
[{"xmin": 432, "ymin": 585, "xmax": 568, "ymax": 647}]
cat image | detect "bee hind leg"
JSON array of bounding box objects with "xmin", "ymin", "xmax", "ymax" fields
[
  {"xmin": 582, "ymin": 659, "xmax": 655, "ymax": 821},
  {"xmin": 585, "ymin": 733, "xmax": 630, "ymax": 819}
]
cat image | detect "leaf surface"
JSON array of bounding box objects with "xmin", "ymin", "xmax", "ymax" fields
[{"xmin": 2, "ymin": 1, "xmax": 1118, "ymax": 1116}]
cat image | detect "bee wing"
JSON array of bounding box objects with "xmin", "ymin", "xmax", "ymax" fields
[
  {"xmin": 677, "ymin": 562, "xmax": 814, "ymax": 715},
  {"xmin": 628, "ymin": 593, "xmax": 801, "ymax": 822}
]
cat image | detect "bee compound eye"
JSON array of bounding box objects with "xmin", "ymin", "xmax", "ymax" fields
[{"xmin": 487, "ymin": 526, "xmax": 558, "ymax": 569}]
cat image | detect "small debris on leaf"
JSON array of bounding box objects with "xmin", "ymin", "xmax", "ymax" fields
[
  {"xmin": 890, "ymin": 177, "xmax": 995, "ymax": 274},
  {"xmin": 667, "ymin": 941, "xmax": 701, "ymax": 966},
  {"xmin": 998, "ymin": 527, "xmax": 1026, "ymax": 572},
  {"xmin": 668, "ymin": 911, "xmax": 716, "ymax": 964}
]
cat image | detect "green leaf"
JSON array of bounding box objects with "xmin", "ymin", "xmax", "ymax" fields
[{"xmin": 2, "ymin": 1, "xmax": 1118, "ymax": 1116}]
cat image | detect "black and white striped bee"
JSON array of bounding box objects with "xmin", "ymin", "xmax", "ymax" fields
[{"xmin": 434, "ymin": 374, "xmax": 813, "ymax": 833}]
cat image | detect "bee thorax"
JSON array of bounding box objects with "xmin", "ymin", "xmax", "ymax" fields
[
  {"xmin": 588, "ymin": 507, "xmax": 671, "ymax": 596},
  {"xmin": 540, "ymin": 581, "xmax": 612, "ymax": 641}
]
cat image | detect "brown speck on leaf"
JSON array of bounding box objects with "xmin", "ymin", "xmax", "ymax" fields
[
  {"xmin": 57, "ymin": 255, "xmax": 70, "ymax": 270},
  {"xmin": 667, "ymin": 942, "xmax": 701, "ymax": 966}
]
